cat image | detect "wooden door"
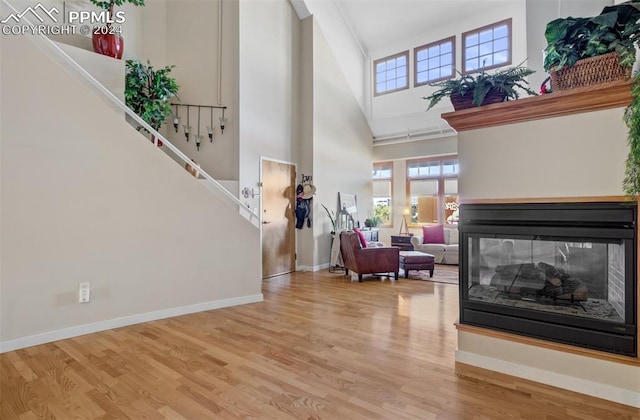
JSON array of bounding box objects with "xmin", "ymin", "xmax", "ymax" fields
[{"xmin": 261, "ymin": 160, "xmax": 296, "ymax": 278}]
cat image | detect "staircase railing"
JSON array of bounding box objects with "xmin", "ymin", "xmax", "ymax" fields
[{"xmin": 1, "ymin": 0, "xmax": 260, "ymax": 228}]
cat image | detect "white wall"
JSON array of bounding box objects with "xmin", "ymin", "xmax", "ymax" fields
[
  {"xmin": 368, "ymin": 1, "xmax": 528, "ymax": 140},
  {"xmin": 0, "ymin": 31, "xmax": 261, "ymax": 350},
  {"xmin": 238, "ymin": 0, "xmax": 301, "ymax": 216},
  {"xmin": 137, "ymin": 0, "xmax": 240, "ymax": 185},
  {"xmin": 310, "ymin": 17, "xmax": 374, "ymax": 269},
  {"xmin": 458, "ymin": 109, "xmax": 627, "ymax": 200},
  {"xmin": 301, "ymin": 0, "xmax": 368, "ymax": 115}
]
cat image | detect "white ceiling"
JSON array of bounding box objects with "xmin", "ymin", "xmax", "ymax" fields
[{"xmin": 336, "ymin": 0, "xmax": 506, "ymax": 53}]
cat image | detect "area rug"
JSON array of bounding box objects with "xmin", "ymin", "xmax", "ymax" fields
[{"xmin": 401, "ymin": 264, "xmax": 459, "ymax": 285}]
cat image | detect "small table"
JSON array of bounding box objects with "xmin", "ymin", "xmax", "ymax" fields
[
  {"xmin": 399, "ymin": 251, "xmax": 435, "ymax": 278},
  {"xmin": 391, "ymin": 235, "xmax": 414, "ymax": 251}
]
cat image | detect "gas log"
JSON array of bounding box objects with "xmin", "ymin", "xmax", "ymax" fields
[{"xmin": 491, "ymin": 262, "xmax": 588, "ymax": 302}]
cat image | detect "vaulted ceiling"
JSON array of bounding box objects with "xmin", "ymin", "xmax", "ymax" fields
[{"xmin": 336, "ymin": 0, "xmax": 498, "ymax": 54}]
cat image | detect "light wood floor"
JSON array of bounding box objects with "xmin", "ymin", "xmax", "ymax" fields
[{"xmin": 1, "ymin": 269, "xmax": 638, "ymax": 419}]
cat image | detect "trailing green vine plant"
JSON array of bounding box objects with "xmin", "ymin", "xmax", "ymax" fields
[{"xmin": 623, "ymin": 72, "xmax": 640, "ymax": 197}]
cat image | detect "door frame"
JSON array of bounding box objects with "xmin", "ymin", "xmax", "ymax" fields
[{"xmin": 260, "ymin": 157, "xmax": 297, "ymax": 276}]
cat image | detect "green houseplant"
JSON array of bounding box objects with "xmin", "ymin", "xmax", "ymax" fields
[
  {"xmin": 543, "ymin": 1, "xmax": 640, "ymax": 91},
  {"xmin": 624, "ymin": 73, "xmax": 640, "ymax": 197},
  {"xmin": 424, "ymin": 64, "xmax": 537, "ymax": 111},
  {"xmin": 89, "ymin": 0, "xmax": 145, "ymax": 59},
  {"xmin": 364, "ymin": 216, "xmax": 381, "ymax": 228},
  {"xmin": 125, "ymin": 59, "xmax": 179, "ymax": 146},
  {"xmin": 543, "ymin": 1, "xmax": 640, "ymax": 72}
]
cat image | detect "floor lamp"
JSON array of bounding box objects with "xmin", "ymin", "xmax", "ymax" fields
[{"xmin": 399, "ymin": 208, "xmax": 410, "ymax": 236}]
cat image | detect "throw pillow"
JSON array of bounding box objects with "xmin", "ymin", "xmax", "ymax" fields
[
  {"xmin": 353, "ymin": 227, "xmax": 368, "ymax": 248},
  {"xmin": 422, "ymin": 225, "xmax": 445, "ymax": 244}
]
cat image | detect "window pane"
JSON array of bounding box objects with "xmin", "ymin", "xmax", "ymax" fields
[
  {"xmin": 494, "ymin": 37, "xmax": 508, "ymax": 52},
  {"xmin": 397, "ymin": 66, "xmax": 407, "ymax": 77},
  {"xmin": 441, "ymin": 42, "xmax": 452, "ymax": 54},
  {"xmin": 479, "ymin": 29, "xmax": 492, "ymax": 43},
  {"xmin": 396, "ymin": 55, "xmax": 406, "ymax": 66},
  {"xmin": 494, "ymin": 24, "xmax": 508, "ymax": 38},
  {"xmin": 417, "ymin": 60, "xmax": 428, "ymax": 72},
  {"xmin": 386, "ymin": 69, "xmax": 396, "ymax": 80},
  {"xmin": 428, "ymin": 69, "xmax": 440, "ymax": 81},
  {"xmin": 494, "ymin": 51, "xmax": 508, "ymax": 65},
  {"xmin": 441, "ymin": 53, "xmax": 452, "ymax": 66},
  {"xmin": 410, "ymin": 180, "xmax": 438, "ymax": 224},
  {"xmin": 442, "ymin": 159, "xmax": 458, "ymax": 174},
  {"xmin": 386, "ymin": 80, "xmax": 397, "ymax": 90},
  {"xmin": 387, "ymin": 58, "xmax": 397, "ymax": 69},
  {"xmin": 463, "ymin": 20, "xmax": 511, "ymax": 73},
  {"xmin": 377, "ymin": 71, "xmax": 386, "ymax": 82},
  {"xmin": 417, "ymin": 49, "xmax": 428, "ymax": 61},
  {"xmin": 376, "ymin": 62, "xmax": 386, "ymax": 72},
  {"xmin": 373, "ymin": 164, "xmax": 392, "ymax": 225},
  {"xmin": 373, "ymin": 180, "xmax": 391, "ymax": 196},
  {"xmin": 417, "ymin": 71, "xmax": 428, "ymax": 84},
  {"xmin": 428, "ymin": 45, "xmax": 440, "ymax": 58},
  {"xmin": 427, "ymin": 56, "xmax": 439, "ymax": 69},
  {"xmin": 376, "ymin": 82, "xmax": 385, "ymax": 93},
  {"xmin": 397, "ymin": 76, "xmax": 407, "ymax": 87}
]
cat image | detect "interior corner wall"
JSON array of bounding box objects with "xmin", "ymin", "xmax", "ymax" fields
[
  {"xmin": 296, "ymin": 16, "xmax": 315, "ymax": 270},
  {"xmin": 310, "ymin": 17, "xmax": 373, "ymax": 268},
  {"xmin": 301, "ymin": 0, "xmax": 367, "ymax": 114},
  {"xmin": 147, "ymin": 0, "xmax": 240, "ymax": 185},
  {"xmin": 0, "ymin": 33, "xmax": 261, "ymax": 349},
  {"xmin": 238, "ymin": 0, "xmax": 301, "ymax": 222}
]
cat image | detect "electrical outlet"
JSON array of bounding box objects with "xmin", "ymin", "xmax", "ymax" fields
[{"xmin": 79, "ymin": 282, "xmax": 90, "ymax": 303}]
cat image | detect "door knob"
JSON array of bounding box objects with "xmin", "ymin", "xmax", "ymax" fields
[{"xmin": 262, "ymin": 220, "xmax": 271, "ymax": 224}]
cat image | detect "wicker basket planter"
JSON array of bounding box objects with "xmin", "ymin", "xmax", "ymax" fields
[
  {"xmin": 550, "ymin": 52, "xmax": 631, "ymax": 91},
  {"xmin": 450, "ymin": 88, "xmax": 507, "ymax": 111}
]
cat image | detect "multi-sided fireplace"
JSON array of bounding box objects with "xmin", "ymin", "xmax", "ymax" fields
[{"xmin": 459, "ymin": 202, "xmax": 637, "ymax": 356}]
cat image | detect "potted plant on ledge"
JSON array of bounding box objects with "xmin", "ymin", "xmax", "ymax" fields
[
  {"xmin": 424, "ymin": 63, "xmax": 537, "ymax": 111},
  {"xmin": 89, "ymin": 0, "xmax": 145, "ymax": 59},
  {"xmin": 543, "ymin": 1, "xmax": 640, "ymax": 90},
  {"xmin": 125, "ymin": 59, "xmax": 179, "ymax": 146}
]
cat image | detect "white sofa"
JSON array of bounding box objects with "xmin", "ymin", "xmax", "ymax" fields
[{"xmin": 410, "ymin": 226, "xmax": 459, "ymax": 265}]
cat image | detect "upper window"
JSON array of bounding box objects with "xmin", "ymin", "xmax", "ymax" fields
[
  {"xmin": 372, "ymin": 162, "xmax": 393, "ymax": 227},
  {"xmin": 414, "ymin": 36, "xmax": 455, "ymax": 86},
  {"xmin": 374, "ymin": 51, "xmax": 409, "ymax": 96},
  {"xmin": 462, "ymin": 18, "xmax": 511, "ymax": 74}
]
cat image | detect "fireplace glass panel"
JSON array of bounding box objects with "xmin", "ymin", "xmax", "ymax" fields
[{"xmin": 467, "ymin": 237, "xmax": 625, "ymax": 324}]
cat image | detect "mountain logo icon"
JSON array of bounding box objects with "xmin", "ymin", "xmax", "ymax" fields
[{"xmin": 1, "ymin": 3, "xmax": 59, "ymax": 24}]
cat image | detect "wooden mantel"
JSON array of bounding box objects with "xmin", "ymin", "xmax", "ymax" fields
[{"xmin": 441, "ymin": 79, "xmax": 632, "ymax": 132}]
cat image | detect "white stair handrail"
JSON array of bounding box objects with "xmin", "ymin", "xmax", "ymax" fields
[{"xmin": 1, "ymin": 0, "xmax": 260, "ymax": 228}]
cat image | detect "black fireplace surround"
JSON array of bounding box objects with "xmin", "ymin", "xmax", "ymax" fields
[{"xmin": 459, "ymin": 202, "xmax": 637, "ymax": 357}]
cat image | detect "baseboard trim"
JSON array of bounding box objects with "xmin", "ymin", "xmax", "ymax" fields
[
  {"xmin": 296, "ymin": 263, "xmax": 330, "ymax": 272},
  {"xmin": 455, "ymin": 350, "xmax": 640, "ymax": 408},
  {"xmin": 0, "ymin": 294, "xmax": 264, "ymax": 353}
]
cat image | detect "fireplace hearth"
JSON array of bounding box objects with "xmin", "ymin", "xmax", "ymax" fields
[{"xmin": 459, "ymin": 202, "xmax": 637, "ymax": 356}]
